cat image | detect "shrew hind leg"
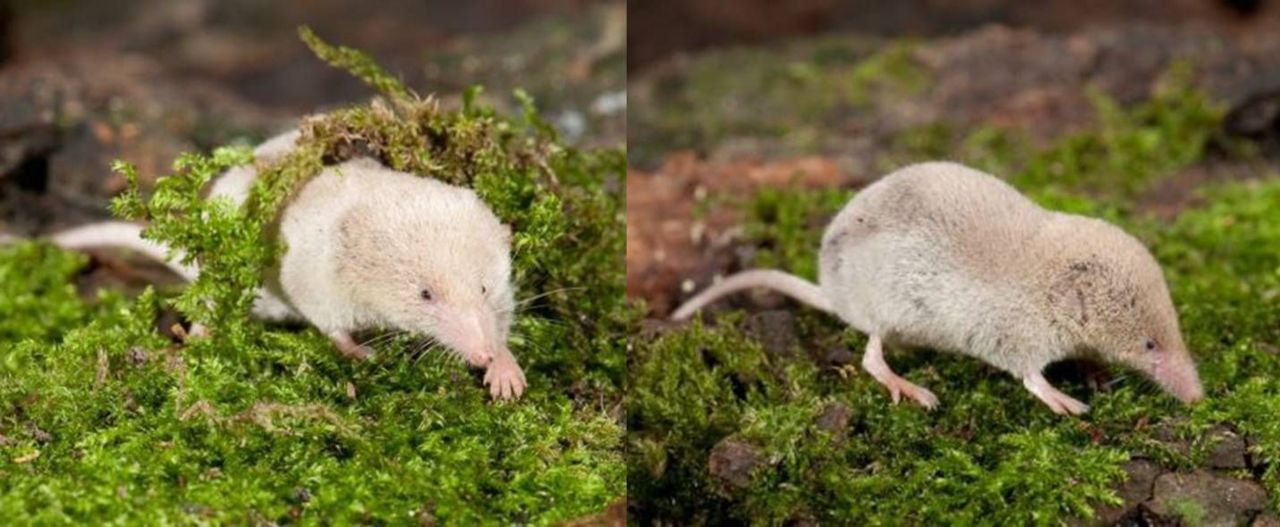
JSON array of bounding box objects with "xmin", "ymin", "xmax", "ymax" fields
[{"xmin": 861, "ymin": 335, "xmax": 939, "ymax": 409}]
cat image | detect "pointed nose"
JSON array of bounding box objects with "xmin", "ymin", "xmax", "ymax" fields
[
  {"xmin": 1174, "ymin": 376, "xmax": 1204, "ymax": 403},
  {"xmin": 1161, "ymin": 354, "xmax": 1203, "ymax": 404},
  {"xmin": 443, "ymin": 310, "xmax": 497, "ymax": 368}
]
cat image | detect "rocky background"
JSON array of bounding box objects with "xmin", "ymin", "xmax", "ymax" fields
[
  {"xmin": 0, "ymin": 0, "xmax": 624, "ymax": 236},
  {"xmin": 628, "ymin": 0, "xmax": 1280, "ymax": 524},
  {"xmin": 628, "ymin": 0, "xmax": 1280, "ymax": 313}
]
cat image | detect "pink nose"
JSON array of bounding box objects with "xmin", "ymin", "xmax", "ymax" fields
[{"xmin": 1175, "ymin": 381, "xmax": 1204, "ymax": 404}]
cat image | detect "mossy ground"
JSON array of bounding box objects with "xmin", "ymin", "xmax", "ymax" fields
[
  {"xmin": 0, "ymin": 30, "xmax": 625, "ymax": 524},
  {"xmin": 627, "ymin": 54, "xmax": 1280, "ymax": 523}
]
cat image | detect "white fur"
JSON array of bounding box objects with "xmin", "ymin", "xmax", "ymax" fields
[
  {"xmin": 673, "ymin": 161, "xmax": 1203, "ymax": 414},
  {"xmin": 48, "ymin": 130, "xmax": 526, "ymax": 400}
]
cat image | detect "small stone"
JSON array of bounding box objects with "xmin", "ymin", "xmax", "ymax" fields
[
  {"xmin": 293, "ymin": 487, "xmax": 312, "ymax": 503},
  {"xmin": 1148, "ymin": 470, "xmax": 1268, "ymax": 527},
  {"xmin": 1225, "ymin": 89, "xmax": 1280, "ymax": 137},
  {"xmin": 30, "ymin": 426, "xmax": 51, "ymax": 444},
  {"xmin": 1149, "ymin": 421, "xmax": 1192, "ymax": 458},
  {"xmin": 1116, "ymin": 504, "xmax": 1178, "ymax": 527},
  {"xmin": 742, "ymin": 310, "xmax": 798, "ymax": 357},
  {"xmin": 1089, "ymin": 459, "xmax": 1163, "ymax": 526},
  {"xmin": 1253, "ymin": 513, "xmax": 1280, "ymax": 527},
  {"xmin": 823, "ymin": 346, "xmax": 856, "ymax": 367},
  {"xmin": 1205, "ymin": 425, "xmax": 1248, "ymax": 470},
  {"xmin": 815, "ymin": 402, "xmax": 853, "ymax": 441},
  {"xmin": 708, "ymin": 438, "xmax": 764, "ymax": 496}
]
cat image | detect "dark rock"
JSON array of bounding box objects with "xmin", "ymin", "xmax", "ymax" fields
[
  {"xmin": 823, "ymin": 346, "xmax": 856, "ymax": 367},
  {"xmin": 1111, "ymin": 503, "xmax": 1180, "ymax": 527},
  {"xmin": 1205, "ymin": 425, "xmax": 1249, "ymax": 470},
  {"xmin": 708, "ymin": 438, "xmax": 764, "ymax": 496},
  {"xmin": 1225, "ymin": 88, "xmax": 1280, "ymax": 137},
  {"xmin": 1149, "ymin": 421, "xmax": 1192, "ymax": 458},
  {"xmin": 1090, "ymin": 459, "xmax": 1163, "ymax": 526},
  {"xmin": 292, "ymin": 487, "xmax": 312, "ymax": 503},
  {"xmin": 815, "ymin": 402, "xmax": 853, "ymax": 441},
  {"xmin": 1254, "ymin": 512, "xmax": 1280, "ymax": 527},
  {"xmin": 1148, "ymin": 470, "xmax": 1268, "ymax": 527},
  {"xmin": 742, "ymin": 310, "xmax": 798, "ymax": 357},
  {"xmin": 1225, "ymin": 87, "xmax": 1280, "ymax": 159}
]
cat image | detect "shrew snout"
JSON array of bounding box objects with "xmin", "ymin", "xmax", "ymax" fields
[
  {"xmin": 435, "ymin": 308, "xmax": 499, "ymax": 368},
  {"xmin": 1155, "ymin": 354, "xmax": 1204, "ymax": 403},
  {"xmin": 1131, "ymin": 347, "xmax": 1203, "ymax": 404}
]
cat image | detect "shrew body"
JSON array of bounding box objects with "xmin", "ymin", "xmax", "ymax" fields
[
  {"xmin": 54, "ymin": 131, "xmax": 526, "ymax": 400},
  {"xmin": 673, "ymin": 161, "xmax": 1202, "ymax": 415}
]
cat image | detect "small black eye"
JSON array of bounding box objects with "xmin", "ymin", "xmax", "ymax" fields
[
  {"xmin": 420, "ymin": 289, "xmax": 433, "ymax": 301},
  {"xmin": 481, "ymin": 285, "xmax": 487, "ymax": 295},
  {"xmin": 1145, "ymin": 339, "xmax": 1157, "ymax": 351}
]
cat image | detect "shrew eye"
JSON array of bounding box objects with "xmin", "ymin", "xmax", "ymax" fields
[
  {"xmin": 1145, "ymin": 339, "xmax": 1157, "ymax": 352},
  {"xmin": 420, "ymin": 289, "xmax": 433, "ymax": 301},
  {"xmin": 481, "ymin": 285, "xmax": 487, "ymax": 295}
]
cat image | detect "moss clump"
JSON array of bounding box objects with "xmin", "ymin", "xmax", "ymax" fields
[
  {"xmin": 0, "ymin": 28, "xmax": 624, "ymax": 524},
  {"xmin": 628, "ymin": 64, "xmax": 1280, "ymax": 522}
]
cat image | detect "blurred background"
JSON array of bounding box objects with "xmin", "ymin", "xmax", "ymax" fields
[
  {"xmin": 630, "ymin": 0, "xmax": 1279, "ymax": 73},
  {"xmin": 627, "ymin": 0, "xmax": 1280, "ymax": 312},
  {"xmin": 0, "ymin": 0, "xmax": 624, "ymax": 237}
]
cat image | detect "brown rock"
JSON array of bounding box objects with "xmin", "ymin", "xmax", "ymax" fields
[
  {"xmin": 1205, "ymin": 426, "xmax": 1249, "ymax": 470},
  {"xmin": 823, "ymin": 346, "xmax": 856, "ymax": 367},
  {"xmin": 815, "ymin": 402, "xmax": 853, "ymax": 440},
  {"xmin": 742, "ymin": 310, "xmax": 798, "ymax": 356},
  {"xmin": 1148, "ymin": 470, "xmax": 1268, "ymax": 527},
  {"xmin": 708, "ymin": 438, "xmax": 765, "ymax": 496},
  {"xmin": 1089, "ymin": 459, "xmax": 1164, "ymax": 526},
  {"xmin": 1149, "ymin": 421, "xmax": 1193, "ymax": 458},
  {"xmin": 1253, "ymin": 512, "xmax": 1280, "ymax": 527}
]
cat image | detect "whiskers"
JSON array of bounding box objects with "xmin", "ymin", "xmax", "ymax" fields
[
  {"xmin": 496, "ymin": 286, "xmax": 585, "ymax": 318},
  {"xmin": 358, "ymin": 330, "xmax": 410, "ymax": 350},
  {"xmin": 408, "ymin": 335, "xmax": 463, "ymax": 366}
]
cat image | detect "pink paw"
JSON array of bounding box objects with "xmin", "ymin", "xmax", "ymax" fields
[
  {"xmin": 884, "ymin": 377, "xmax": 939, "ymax": 410},
  {"xmin": 484, "ymin": 359, "xmax": 526, "ymax": 401}
]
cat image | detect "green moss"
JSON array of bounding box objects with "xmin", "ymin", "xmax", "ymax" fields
[
  {"xmin": 629, "ymin": 65, "xmax": 1280, "ymax": 521},
  {"xmin": 1168, "ymin": 498, "xmax": 1208, "ymax": 526},
  {"xmin": 630, "ymin": 36, "xmax": 924, "ymax": 164},
  {"xmin": 891, "ymin": 63, "xmax": 1225, "ymax": 208},
  {"xmin": 0, "ymin": 29, "xmax": 624, "ymax": 524},
  {"xmin": 742, "ymin": 187, "xmax": 852, "ymax": 281},
  {"xmin": 847, "ymin": 41, "xmax": 926, "ymax": 106}
]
